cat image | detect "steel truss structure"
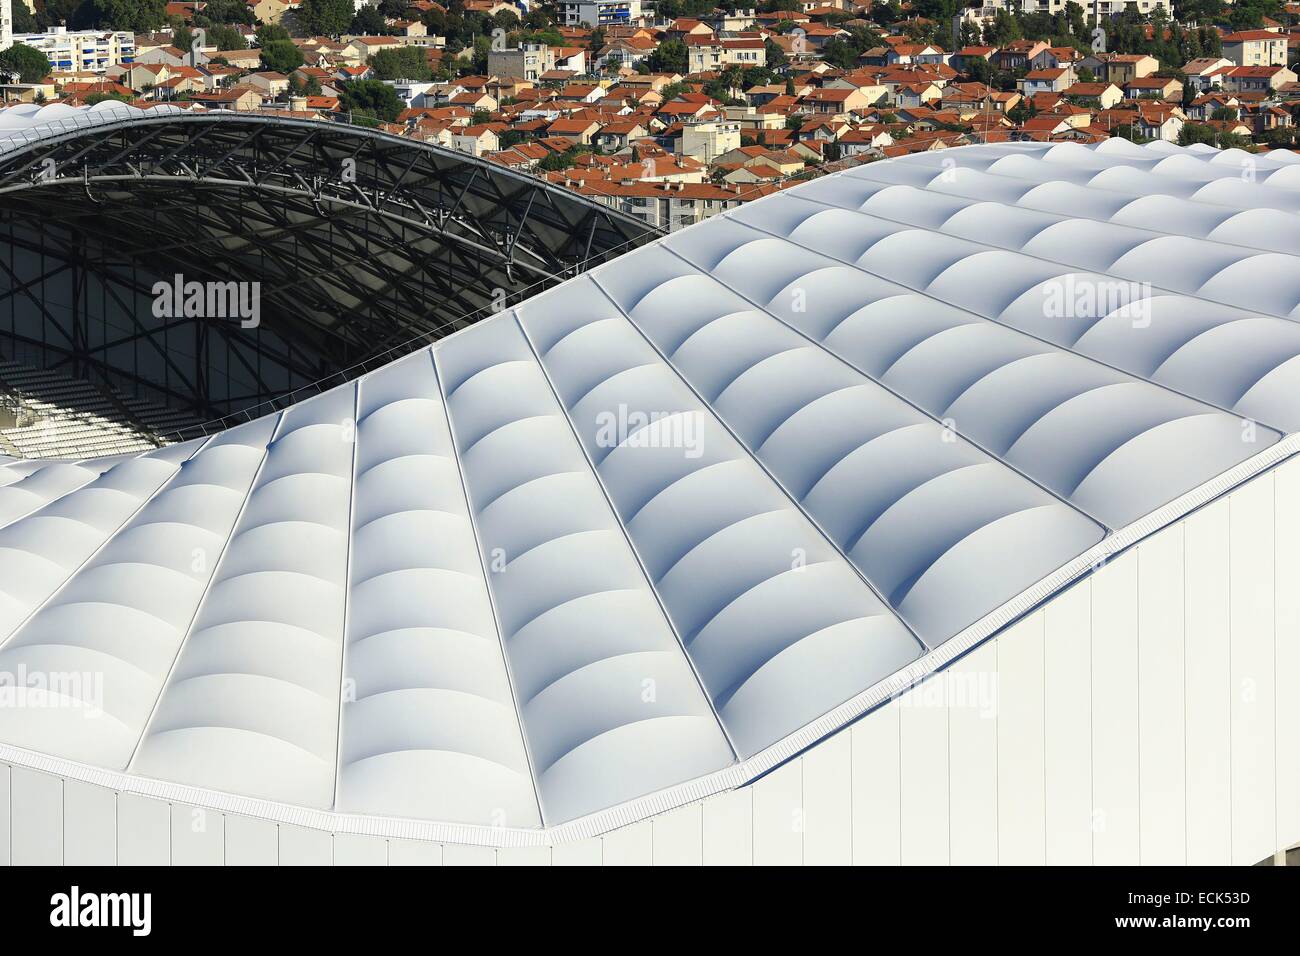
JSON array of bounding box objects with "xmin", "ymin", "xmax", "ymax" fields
[{"xmin": 0, "ymin": 112, "xmax": 658, "ymax": 423}]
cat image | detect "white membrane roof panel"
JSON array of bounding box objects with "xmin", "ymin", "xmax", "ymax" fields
[
  {"xmin": 130, "ymin": 388, "xmax": 357, "ymax": 807},
  {"xmin": 435, "ymin": 317, "xmax": 733, "ymax": 823},
  {"xmin": 0, "ymin": 137, "xmax": 1294, "ymax": 834},
  {"xmin": 337, "ymin": 349, "xmax": 540, "ymax": 827}
]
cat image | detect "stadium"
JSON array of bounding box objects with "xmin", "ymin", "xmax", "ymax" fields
[{"xmin": 0, "ymin": 102, "xmax": 1296, "ymax": 866}]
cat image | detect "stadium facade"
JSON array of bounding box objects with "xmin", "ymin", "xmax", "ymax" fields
[{"xmin": 0, "ymin": 105, "xmax": 1296, "ymax": 865}]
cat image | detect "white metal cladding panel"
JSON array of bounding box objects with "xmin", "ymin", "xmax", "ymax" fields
[
  {"xmin": 948, "ymin": 642, "xmax": 997, "ymax": 865},
  {"xmin": 117, "ymin": 793, "xmax": 169, "ymax": 866},
  {"xmin": 171, "ymin": 803, "xmax": 224, "ymax": 866},
  {"xmin": 550, "ymin": 838, "xmax": 601, "ymax": 866},
  {"xmin": 337, "ymin": 348, "xmax": 538, "ymax": 827},
  {"xmin": 1091, "ymin": 552, "xmax": 1141, "ymax": 865},
  {"xmin": 497, "ymin": 844, "xmax": 551, "ymax": 866},
  {"xmin": 131, "ymin": 387, "xmax": 356, "ymax": 809},
  {"xmin": 1229, "ymin": 475, "xmax": 1277, "ymax": 866},
  {"xmin": 279, "ymin": 824, "xmax": 333, "ymax": 866},
  {"xmin": 1184, "ymin": 498, "xmax": 1233, "ymax": 864},
  {"xmin": 434, "ymin": 316, "xmax": 733, "ymax": 824},
  {"xmin": 516, "ymin": 280, "xmax": 925, "ymax": 755},
  {"xmin": 0, "ymin": 765, "xmax": 8, "ymax": 865},
  {"xmin": 801, "ymin": 731, "xmax": 852, "ymax": 866},
  {"xmin": 1042, "ymin": 582, "xmax": 1092, "ymax": 865},
  {"xmin": 171, "ymin": 806, "xmax": 224, "ymax": 863},
  {"xmin": 898, "ymin": 672, "xmax": 950, "ymax": 865},
  {"xmin": 602, "ymin": 820, "xmax": 652, "ymax": 865},
  {"xmin": 997, "ymin": 615, "xmax": 1045, "ymax": 865},
  {"xmin": 64, "ymin": 779, "xmax": 116, "ymax": 865},
  {"xmin": 701, "ymin": 787, "xmax": 752, "ymax": 865},
  {"xmin": 851, "ymin": 701, "xmax": 900, "ymax": 865},
  {"xmin": 0, "ymin": 430, "xmax": 265, "ymax": 768},
  {"xmin": 224, "ymin": 815, "xmax": 277, "ymax": 866},
  {"xmin": 11, "ymin": 767, "xmax": 62, "ymax": 865},
  {"xmin": 651, "ymin": 803, "xmax": 703, "ymax": 866},
  {"xmin": 443, "ymin": 844, "xmax": 496, "ymax": 866},
  {"xmin": 1276, "ymin": 459, "xmax": 1300, "ymax": 854},
  {"xmin": 388, "ymin": 840, "xmax": 443, "ymax": 866},
  {"xmin": 751, "ymin": 759, "xmax": 802, "ymax": 865},
  {"xmin": 333, "ymin": 833, "xmax": 388, "ymax": 866},
  {"xmin": 583, "ymin": 248, "xmax": 1104, "ymax": 647},
  {"xmin": 1136, "ymin": 523, "xmax": 1187, "ymax": 865}
]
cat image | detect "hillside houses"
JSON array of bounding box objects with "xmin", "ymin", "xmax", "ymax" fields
[{"xmin": 15, "ymin": 0, "xmax": 1300, "ymax": 229}]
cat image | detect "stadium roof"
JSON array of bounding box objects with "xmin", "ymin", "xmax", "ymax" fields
[
  {"xmin": 0, "ymin": 102, "xmax": 656, "ymax": 417},
  {"xmin": 3, "ymin": 134, "xmax": 1300, "ymax": 843}
]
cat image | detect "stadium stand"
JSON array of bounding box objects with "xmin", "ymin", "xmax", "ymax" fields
[{"xmin": 0, "ymin": 359, "xmax": 201, "ymax": 459}]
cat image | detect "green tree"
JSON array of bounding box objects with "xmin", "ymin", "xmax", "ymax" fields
[
  {"xmin": 37, "ymin": 0, "xmax": 81, "ymax": 30},
  {"xmin": 339, "ymin": 78, "xmax": 405, "ymax": 123},
  {"xmin": 765, "ymin": 36, "xmax": 787, "ymax": 71},
  {"xmin": 351, "ymin": 6, "xmax": 388, "ymax": 35},
  {"xmin": 256, "ymin": 24, "xmax": 292, "ymax": 45},
  {"xmin": 370, "ymin": 46, "xmax": 433, "ymax": 81},
  {"xmin": 648, "ymin": 38, "xmax": 687, "ymax": 74},
  {"xmin": 207, "ymin": 25, "xmax": 247, "ymax": 51},
  {"xmin": 298, "ymin": 0, "xmax": 354, "ymax": 36},
  {"xmin": 538, "ymin": 144, "xmax": 590, "ymax": 171},
  {"xmin": 819, "ymin": 36, "xmax": 859, "ymax": 70},
  {"xmin": 195, "ymin": 0, "xmax": 255, "ymax": 23},
  {"xmin": 86, "ymin": 0, "xmax": 168, "ymax": 32},
  {"xmin": 260, "ymin": 40, "xmax": 304, "ymax": 73},
  {"xmin": 1179, "ymin": 121, "xmax": 1251, "ymax": 149},
  {"xmin": 12, "ymin": 2, "xmax": 38, "ymax": 31},
  {"xmin": 657, "ymin": 81, "xmax": 686, "ymax": 102},
  {"xmin": 0, "ymin": 43, "xmax": 53, "ymax": 83}
]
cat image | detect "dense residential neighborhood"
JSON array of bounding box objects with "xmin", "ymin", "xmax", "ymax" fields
[{"xmin": 3, "ymin": 0, "xmax": 1300, "ymax": 226}]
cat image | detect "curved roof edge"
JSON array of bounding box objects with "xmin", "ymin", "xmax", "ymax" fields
[{"xmin": 2, "ymin": 429, "xmax": 1293, "ymax": 848}]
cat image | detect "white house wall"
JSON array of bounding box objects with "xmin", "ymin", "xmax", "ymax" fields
[{"xmin": 3, "ymin": 455, "xmax": 1295, "ymax": 866}]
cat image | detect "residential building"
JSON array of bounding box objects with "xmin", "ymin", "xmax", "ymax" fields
[
  {"xmin": 556, "ymin": 0, "xmax": 641, "ymax": 27},
  {"xmin": 1081, "ymin": 52, "xmax": 1158, "ymax": 86},
  {"xmin": 1182, "ymin": 57, "xmax": 1235, "ymax": 93},
  {"xmin": 801, "ymin": 86, "xmax": 876, "ymax": 116},
  {"xmin": 487, "ymin": 44, "xmax": 555, "ymax": 82},
  {"xmin": 15, "ymin": 27, "xmax": 136, "ymax": 73},
  {"xmin": 1222, "ymin": 65, "xmax": 1298, "ymax": 95},
  {"xmin": 450, "ymin": 124, "xmax": 500, "ymax": 156},
  {"xmin": 1062, "ymin": 81, "xmax": 1123, "ymax": 110},
  {"xmin": 679, "ymin": 118, "xmax": 741, "ymax": 163},
  {"xmin": 1125, "ymin": 76, "xmax": 1182, "ymax": 101},
  {"xmin": 247, "ymin": 0, "xmax": 289, "ymax": 23},
  {"xmin": 1222, "ymin": 29, "xmax": 1288, "ymax": 68},
  {"xmin": 1019, "ymin": 67, "xmax": 1074, "ymax": 96},
  {"xmin": 685, "ymin": 35, "xmax": 723, "ymax": 74},
  {"xmin": 975, "ymin": 0, "xmax": 1170, "ymax": 14}
]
